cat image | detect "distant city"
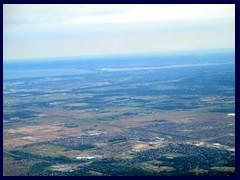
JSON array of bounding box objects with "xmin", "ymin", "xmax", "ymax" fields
[{"xmin": 3, "ymin": 51, "xmax": 235, "ymax": 176}]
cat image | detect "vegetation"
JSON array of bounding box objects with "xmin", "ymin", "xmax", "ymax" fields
[
  {"xmin": 3, "ymin": 52, "xmax": 235, "ymax": 176},
  {"xmin": 72, "ymin": 144, "xmax": 96, "ymax": 151}
]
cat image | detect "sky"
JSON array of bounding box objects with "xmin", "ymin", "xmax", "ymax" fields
[{"xmin": 3, "ymin": 4, "xmax": 235, "ymax": 61}]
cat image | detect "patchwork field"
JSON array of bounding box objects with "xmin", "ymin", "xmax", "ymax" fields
[{"xmin": 3, "ymin": 52, "xmax": 235, "ymax": 176}]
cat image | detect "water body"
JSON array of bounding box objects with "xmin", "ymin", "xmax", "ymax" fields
[
  {"xmin": 100, "ymin": 62, "xmax": 234, "ymax": 72},
  {"xmin": 3, "ymin": 69, "xmax": 94, "ymax": 80},
  {"xmin": 3, "ymin": 50, "xmax": 234, "ymax": 80}
]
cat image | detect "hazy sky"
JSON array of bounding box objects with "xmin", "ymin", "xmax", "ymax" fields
[{"xmin": 3, "ymin": 4, "xmax": 235, "ymax": 61}]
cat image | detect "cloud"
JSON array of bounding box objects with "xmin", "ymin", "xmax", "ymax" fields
[
  {"xmin": 3, "ymin": 4, "xmax": 235, "ymax": 60},
  {"xmin": 4, "ymin": 4, "xmax": 234, "ymax": 26}
]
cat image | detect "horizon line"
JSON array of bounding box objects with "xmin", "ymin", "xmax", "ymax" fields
[{"xmin": 3, "ymin": 47, "xmax": 235, "ymax": 63}]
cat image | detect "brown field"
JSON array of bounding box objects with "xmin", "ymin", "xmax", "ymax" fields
[
  {"xmin": 4, "ymin": 105, "xmax": 234, "ymax": 148},
  {"xmin": 110, "ymin": 109, "xmax": 234, "ymax": 128},
  {"xmin": 139, "ymin": 162, "xmax": 175, "ymax": 172},
  {"xmin": 4, "ymin": 125, "xmax": 81, "ymax": 147}
]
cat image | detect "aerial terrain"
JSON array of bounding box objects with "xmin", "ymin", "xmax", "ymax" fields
[{"xmin": 3, "ymin": 50, "xmax": 235, "ymax": 176}]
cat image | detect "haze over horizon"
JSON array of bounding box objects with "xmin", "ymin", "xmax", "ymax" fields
[{"xmin": 3, "ymin": 4, "xmax": 235, "ymax": 61}]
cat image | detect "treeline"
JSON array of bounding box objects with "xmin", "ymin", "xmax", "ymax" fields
[{"xmin": 10, "ymin": 150, "xmax": 75, "ymax": 164}]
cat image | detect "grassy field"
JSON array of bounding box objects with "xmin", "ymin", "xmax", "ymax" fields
[{"xmin": 3, "ymin": 58, "xmax": 235, "ymax": 176}]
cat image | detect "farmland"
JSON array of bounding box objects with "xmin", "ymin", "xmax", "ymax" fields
[{"xmin": 3, "ymin": 52, "xmax": 235, "ymax": 176}]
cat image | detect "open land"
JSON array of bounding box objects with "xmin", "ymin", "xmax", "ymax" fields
[{"xmin": 3, "ymin": 52, "xmax": 235, "ymax": 176}]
